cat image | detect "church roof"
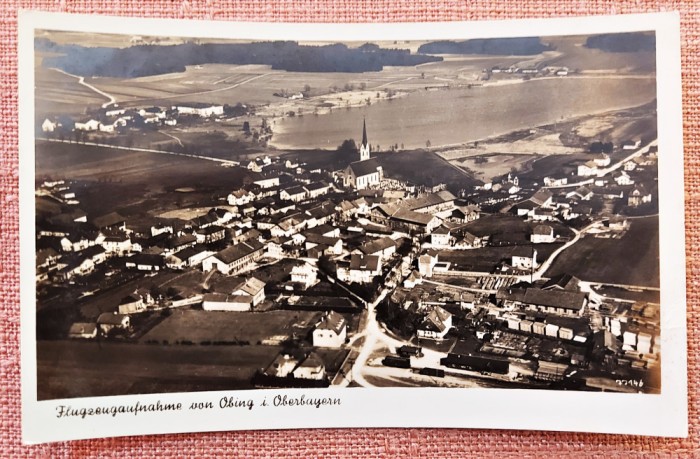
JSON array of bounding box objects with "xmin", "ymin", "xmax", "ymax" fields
[
  {"xmin": 361, "ymin": 118, "xmax": 368, "ymax": 148},
  {"xmin": 349, "ymin": 158, "xmax": 381, "ymax": 177}
]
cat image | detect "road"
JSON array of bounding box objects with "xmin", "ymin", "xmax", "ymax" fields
[
  {"xmin": 37, "ymin": 137, "xmax": 236, "ymax": 165},
  {"xmin": 51, "ymin": 68, "xmax": 117, "ymax": 109}
]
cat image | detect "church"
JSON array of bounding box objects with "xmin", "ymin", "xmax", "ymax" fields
[{"xmin": 343, "ymin": 120, "xmax": 384, "ymax": 190}]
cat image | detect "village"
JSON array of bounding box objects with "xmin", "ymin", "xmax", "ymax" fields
[{"xmin": 35, "ymin": 93, "xmax": 662, "ymax": 397}]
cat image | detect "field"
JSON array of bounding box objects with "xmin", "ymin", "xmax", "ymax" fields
[
  {"xmin": 462, "ymin": 214, "xmax": 575, "ymax": 239},
  {"xmin": 437, "ymin": 244, "xmax": 564, "ymax": 273},
  {"xmin": 377, "ymin": 150, "xmax": 480, "ymax": 191},
  {"xmin": 36, "ymin": 340, "xmax": 284, "ymax": 400},
  {"xmin": 35, "ymin": 141, "xmax": 253, "ymax": 218},
  {"xmin": 140, "ymin": 309, "xmax": 322, "ymax": 345},
  {"xmin": 35, "ymin": 62, "xmax": 107, "ymax": 117},
  {"xmin": 546, "ymin": 215, "xmax": 660, "ymax": 287}
]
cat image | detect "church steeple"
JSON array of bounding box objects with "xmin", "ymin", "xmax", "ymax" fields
[{"xmin": 359, "ymin": 118, "xmax": 370, "ymax": 161}]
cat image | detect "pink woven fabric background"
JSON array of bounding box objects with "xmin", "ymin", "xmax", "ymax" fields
[{"xmin": 1, "ymin": 1, "xmax": 698, "ymax": 457}]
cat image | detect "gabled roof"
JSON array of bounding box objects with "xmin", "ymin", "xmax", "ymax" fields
[
  {"xmin": 92, "ymin": 212, "xmax": 125, "ymax": 229},
  {"xmin": 529, "ymin": 189, "xmax": 553, "ymax": 206},
  {"xmin": 533, "ymin": 224, "xmax": 553, "ymax": 236},
  {"xmin": 350, "ymin": 254, "xmax": 380, "ymax": 271},
  {"xmin": 69, "ymin": 322, "xmax": 97, "ymax": 335},
  {"xmin": 420, "ymin": 306, "xmax": 452, "ymax": 332},
  {"xmin": 316, "ymin": 310, "xmax": 347, "ymax": 334},
  {"xmin": 348, "ymin": 158, "xmax": 381, "ymax": 177},
  {"xmin": 236, "ymin": 277, "xmax": 265, "ymax": 296},
  {"xmin": 97, "ymin": 313, "xmax": 129, "ymax": 325},
  {"xmin": 213, "ymin": 240, "xmax": 264, "ymax": 265},
  {"xmin": 359, "ymin": 237, "xmax": 396, "ymax": 255},
  {"xmin": 542, "ymin": 273, "xmax": 581, "ymax": 292}
]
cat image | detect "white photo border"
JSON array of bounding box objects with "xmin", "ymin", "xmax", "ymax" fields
[{"xmin": 18, "ymin": 10, "xmax": 687, "ymax": 444}]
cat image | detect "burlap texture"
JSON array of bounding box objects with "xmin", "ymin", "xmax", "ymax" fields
[{"xmin": 1, "ymin": 1, "xmax": 697, "ymax": 457}]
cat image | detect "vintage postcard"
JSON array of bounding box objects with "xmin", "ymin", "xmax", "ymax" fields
[{"xmin": 19, "ymin": 11, "xmax": 687, "ymax": 443}]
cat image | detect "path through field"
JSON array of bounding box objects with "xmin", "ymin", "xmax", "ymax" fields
[{"xmin": 50, "ymin": 68, "xmax": 117, "ymax": 109}]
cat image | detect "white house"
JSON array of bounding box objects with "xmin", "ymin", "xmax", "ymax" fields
[
  {"xmin": 577, "ymin": 161, "xmax": 598, "ymax": 177},
  {"xmin": 68, "ymin": 322, "xmax": 97, "ymax": 339},
  {"xmin": 312, "ymin": 311, "xmax": 347, "ymax": 348},
  {"xmin": 291, "ymin": 263, "xmax": 318, "ymax": 288},
  {"xmin": 512, "ymin": 247, "xmax": 537, "ymax": 270},
  {"xmin": 175, "ymin": 104, "xmax": 224, "ymax": 117},
  {"xmin": 74, "ymin": 119, "xmax": 101, "ymax": 131},
  {"xmin": 42, "ymin": 118, "xmax": 58, "ymax": 132},
  {"xmin": 430, "ymin": 226, "xmax": 452, "ymax": 247},
  {"xmin": 530, "ymin": 225, "xmax": 555, "ymax": 244},
  {"xmin": 417, "ymin": 306, "xmax": 453, "ymax": 340}
]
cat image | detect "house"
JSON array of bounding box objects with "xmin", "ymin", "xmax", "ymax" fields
[
  {"xmin": 512, "ymin": 247, "xmax": 537, "ymax": 270},
  {"xmin": 228, "ymin": 189, "xmax": 254, "ymax": 206},
  {"xmin": 167, "ymin": 245, "xmax": 214, "ymax": 269},
  {"xmin": 543, "ymin": 176, "xmax": 568, "ymax": 187},
  {"xmin": 232, "ymin": 277, "xmax": 266, "ymax": 306},
  {"xmin": 118, "ymin": 292, "xmax": 148, "ymax": 314},
  {"xmin": 593, "ymin": 153, "xmax": 611, "ymax": 167},
  {"xmin": 41, "ymin": 118, "xmax": 58, "ymax": 132},
  {"xmin": 305, "ymin": 182, "xmax": 331, "ymax": 199},
  {"xmin": 566, "ymin": 186, "xmax": 593, "ymax": 201},
  {"xmin": 417, "ymin": 306, "xmax": 453, "ymax": 340},
  {"xmin": 175, "ymin": 103, "xmax": 224, "ymax": 117},
  {"xmin": 291, "ymin": 263, "xmax": 318, "ymax": 288},
  {"xmin": 304, "ymin": 233, "xmax": 343, "ymax": 256},
  {"xmin": 77, "ymin": 245, "xmax": 107, "ymax": 266},
  {"xmin": 312, "ymin": 311, "xmax": 347, "ymax": 348},
  {"xmin": 542, "ymin": 273, "xmax": 581, "ymax": 292},
  {"xmin": 74, "ymin": 119, "xmax": 101, "ymax": 131},
  {"xmin": 528, "ymin": 189, "xmax": 553, "ymax": 208},
  {"xmin": 68, "ymin": 322, "xmax": 97, "ymax": 339},
  {"xmin": 430, "ymin": 226, "xmax": 452, "ymax": 247},
  {"xmin": 628, "ymin": 187, "xmax": 652, "ymax": 207},
  {"xmin": 151, "ymin": 223, "xmax": 174, "ymax": 237},
  {"xmin": 96, "ymin": 313, "xmax": 130, "ymax": 334},
  {"xmin": 355, "ymin": 237, "xmax": 396, "ymax": 259},
  {"xmin": 101, "ymin": 232, "xmax": 132, "ymax": 256},
  {"xmin": 453, "ymin": 231, "xmax": 481, "ymax": 249},
  {"xmin": 254, "ymin": 176, "xmax": 280, "ymax": 189},
  {"xmin": 446, "ymin": 205, "xmax": 480, "ymax": 224},
  {"xmin": 280, "ymin": 185, "xmax": 308, "ymax": 202},
  {"xmin": 56, "ymin": 255, "xmax": 95, "ymax": 281},
  {"xmin": 402, "ymin": 190, "xmax": 457, "ymax": 215},
  {"xmin": 60, "ymin": 233, "xmax": 91, "ymax": 252},
  {"xmin": 201, "ymin": 240, "xmax": 265, "ymax": 275},
  {"xmin": 497, "ymin": 287, "xmax": 588, "ymax": 317},
  {"xmin": 195, "ymin": 225, "xmax": 226, "ymax": 244},
  {"xmin": 622, "ymin": 139, "xmax": 641, "ymax": 150},
  {"xmin": 372, "ymin": 204, "xmax": 440, "ymax": 234},
  {"xmin": 418, "ymin": 251, "xmax": 438, "ymax": 277},
  {"xmin": 92, "ymin": 212, "xmax": 127, "ymax": 232},
  {"xmin": 202, "ymin": 293, "xmax": 254, "ymax": 312},
  {"xmin": 577, "ymin": 161, "xmax": 599, "ymax": 177},
  {"xmin": 613, "ymin": 171, "xmax": 634, "ymax": 186},
  {"xmin": 608, "ymin": 216, "xmax": 630, "ymax": 231},
  {"xmin": 340, "ymin": 254, "xmax": 381, "ymax": 284},
  {"xmin": 125, "ymin": 253, "xmax": 164, "ymax": 271},
  {"xmin": 263, "ymin": 351, "xmax": 326, "ymax": 381},
  {"xmin": 530, "ymin": 224, "xmax": 555, "ymax": 243}
]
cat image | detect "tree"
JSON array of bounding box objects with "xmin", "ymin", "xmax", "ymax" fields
[
  {"xmin": 359, "ymin": 82, "xmax": 367, "ymax": 90},
  {"xmin": 304, "ymin": 84, "xmax": 311, "ymax": 93},
  {"xmin": 425, "ymin": 140, "xmax": 431, "ymax": 148},
  {"xmin": 242, "ymin": 121, "xmax": 250, "ymax": 133},
  {"xmin": 337, "ymin": 139, "xmax": 358, "ymax": 154}
]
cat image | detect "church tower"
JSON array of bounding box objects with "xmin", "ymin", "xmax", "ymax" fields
[{"xmin": 359, "ymin": 118, "xmax": 370, "ymax": 161}]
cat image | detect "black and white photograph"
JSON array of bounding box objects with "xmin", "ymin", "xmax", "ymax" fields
[{"xmin": 19, "ymin": 11, "xmax": 687, "ymax": 442}]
